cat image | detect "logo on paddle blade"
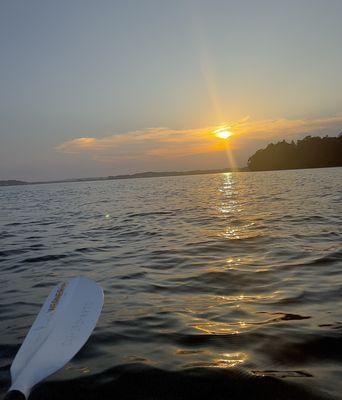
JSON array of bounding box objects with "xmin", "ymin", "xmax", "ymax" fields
[{"xmin": 48, "ymin": 283, "xmax": 66, "ymax": 311}]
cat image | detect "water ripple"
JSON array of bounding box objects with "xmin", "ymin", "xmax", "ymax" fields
[{"xmin": 0, "ymin": 168, "xmax": 341, "ymax": 399}]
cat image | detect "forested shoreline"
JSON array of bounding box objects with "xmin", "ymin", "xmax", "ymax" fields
[{"xmin": 248, "ymin": 135, "xmax": 342, "ymax": 171}]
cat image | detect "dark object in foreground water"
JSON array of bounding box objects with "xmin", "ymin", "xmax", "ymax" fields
[
  {"xmin": 3, "ymin": 391, "xmax": 26, "ymax": 400},
  {"xmin": 30, "ymin": 364, "xmax": 327, "ymax": 400}
]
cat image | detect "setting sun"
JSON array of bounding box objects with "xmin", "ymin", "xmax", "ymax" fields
[{"xmin": 214, "ymin": 128, "xmax": 233, "ymax": 139}]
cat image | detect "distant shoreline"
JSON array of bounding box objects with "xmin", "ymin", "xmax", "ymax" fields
[
  {"xmin": 1, "ymin": 165, "xmax": 342, "ymax": 187},
  {"xmin": 3, "ymin": 135, "xmax": 341, "ymax": 187},
  {"xmin": 0, "ymin": 168, "xmax": 246, "ymax": 187}
]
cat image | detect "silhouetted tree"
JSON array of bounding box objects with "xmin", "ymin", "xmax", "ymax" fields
[{"xmin": 248, "ymin": 135, "xmax": 342, "ymax": 171}]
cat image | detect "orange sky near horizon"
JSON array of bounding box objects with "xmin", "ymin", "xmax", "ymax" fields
[{"xmin": 56, "ymin": 114, "xmax": 342, "ymax": 171}]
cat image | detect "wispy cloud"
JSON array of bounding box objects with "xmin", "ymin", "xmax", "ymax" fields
[
  {"xmin": 236, "ymin": 114, "xmax": 342, "ymax": 140},
  {"xmin": 57, "ymin": 126, "xmax": 227, "ymax": 162},
  {"xmin": 56, "ymin": 114, "xmax": 342, "ymax": 165}
]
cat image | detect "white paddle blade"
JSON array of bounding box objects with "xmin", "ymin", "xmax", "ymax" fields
[{"xmin": 9, "ymin": 277, "xmax": 103, "ymax": 398}]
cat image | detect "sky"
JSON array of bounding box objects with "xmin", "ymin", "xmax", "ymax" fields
[{"xmin": 0, "ymin": 0, "xmax": 341, "ymax": 181}]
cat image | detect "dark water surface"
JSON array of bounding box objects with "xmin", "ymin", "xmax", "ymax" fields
[{"xmin": 0, "ymin": 168, "xmax": 341, "ymax": 399}]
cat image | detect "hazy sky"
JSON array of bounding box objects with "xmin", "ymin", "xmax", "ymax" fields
[{"xmin": 1, "ymin": 0, "xmax": 341, "ymax": 181}]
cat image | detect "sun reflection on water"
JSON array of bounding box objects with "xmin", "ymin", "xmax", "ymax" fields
[
  {"xmin": 217, "ymin": 173, "xmax": 261, "ymax": 241},
  {"xmin": 185, "ymin": 290, "xmax": 281, "ymax": 336},
  {"xmin": 175, "ymin": 173, "xmax": 281, "ymax": 370},
  {"xmin": 192, "ymin": 320, "xmax": 241, "ymax": 335},
  {"xmin": 175, "ymin": 348, "xmax": 248, "ymax": 369},
  {"xmin": 213, "ymin": 352, "xmax": 248, "ymax": 368}
]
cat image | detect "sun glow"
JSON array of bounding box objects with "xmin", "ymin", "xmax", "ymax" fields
[{"xmin": 213, "ymin": 127, "xmax": 233, "ymax": 139}]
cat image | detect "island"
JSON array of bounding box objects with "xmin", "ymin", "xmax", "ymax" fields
[{"xmin": 248, "ymin": 135, "xmax": 342, "ymax": 171}]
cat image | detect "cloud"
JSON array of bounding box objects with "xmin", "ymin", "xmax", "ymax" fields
[
  {"xmin": 56, "ymin": 114, "xmax": 342, "ymax": 165},
  {"xmin": 235, "ymin": 114, "xmax": 342, "ymax": 140},
  {"xmin": 56, "ymin": 126, "xmax": 227, "ymax": 162}
]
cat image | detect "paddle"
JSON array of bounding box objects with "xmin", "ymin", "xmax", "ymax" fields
[{"xmin": 5, "ymin": 277, "xmax": 104, "ymax": 400}]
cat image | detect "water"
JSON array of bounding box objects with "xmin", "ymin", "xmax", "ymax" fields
[{"xmin": 0, "ymin": 168, "xmax": 341, "ymax": 400}]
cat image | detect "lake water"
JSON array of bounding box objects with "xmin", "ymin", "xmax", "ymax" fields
[{"xmin": 0, "ymin": 168, "xmax": 341, "ymax": 400}]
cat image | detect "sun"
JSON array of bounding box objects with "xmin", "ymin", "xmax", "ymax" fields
[{"xmin": 213, "ymin": 127, "xmax": 233, "ymax": 139}]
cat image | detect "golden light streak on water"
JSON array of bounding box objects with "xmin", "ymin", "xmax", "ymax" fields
[{"xmin": 212, "ymin": 352, "xmax": 248, "ymax": 368}]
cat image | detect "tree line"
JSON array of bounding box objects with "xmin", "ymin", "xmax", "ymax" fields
[{"xmin": 248, "ymin": 134, "xmax": 342, "ymax": 171}]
